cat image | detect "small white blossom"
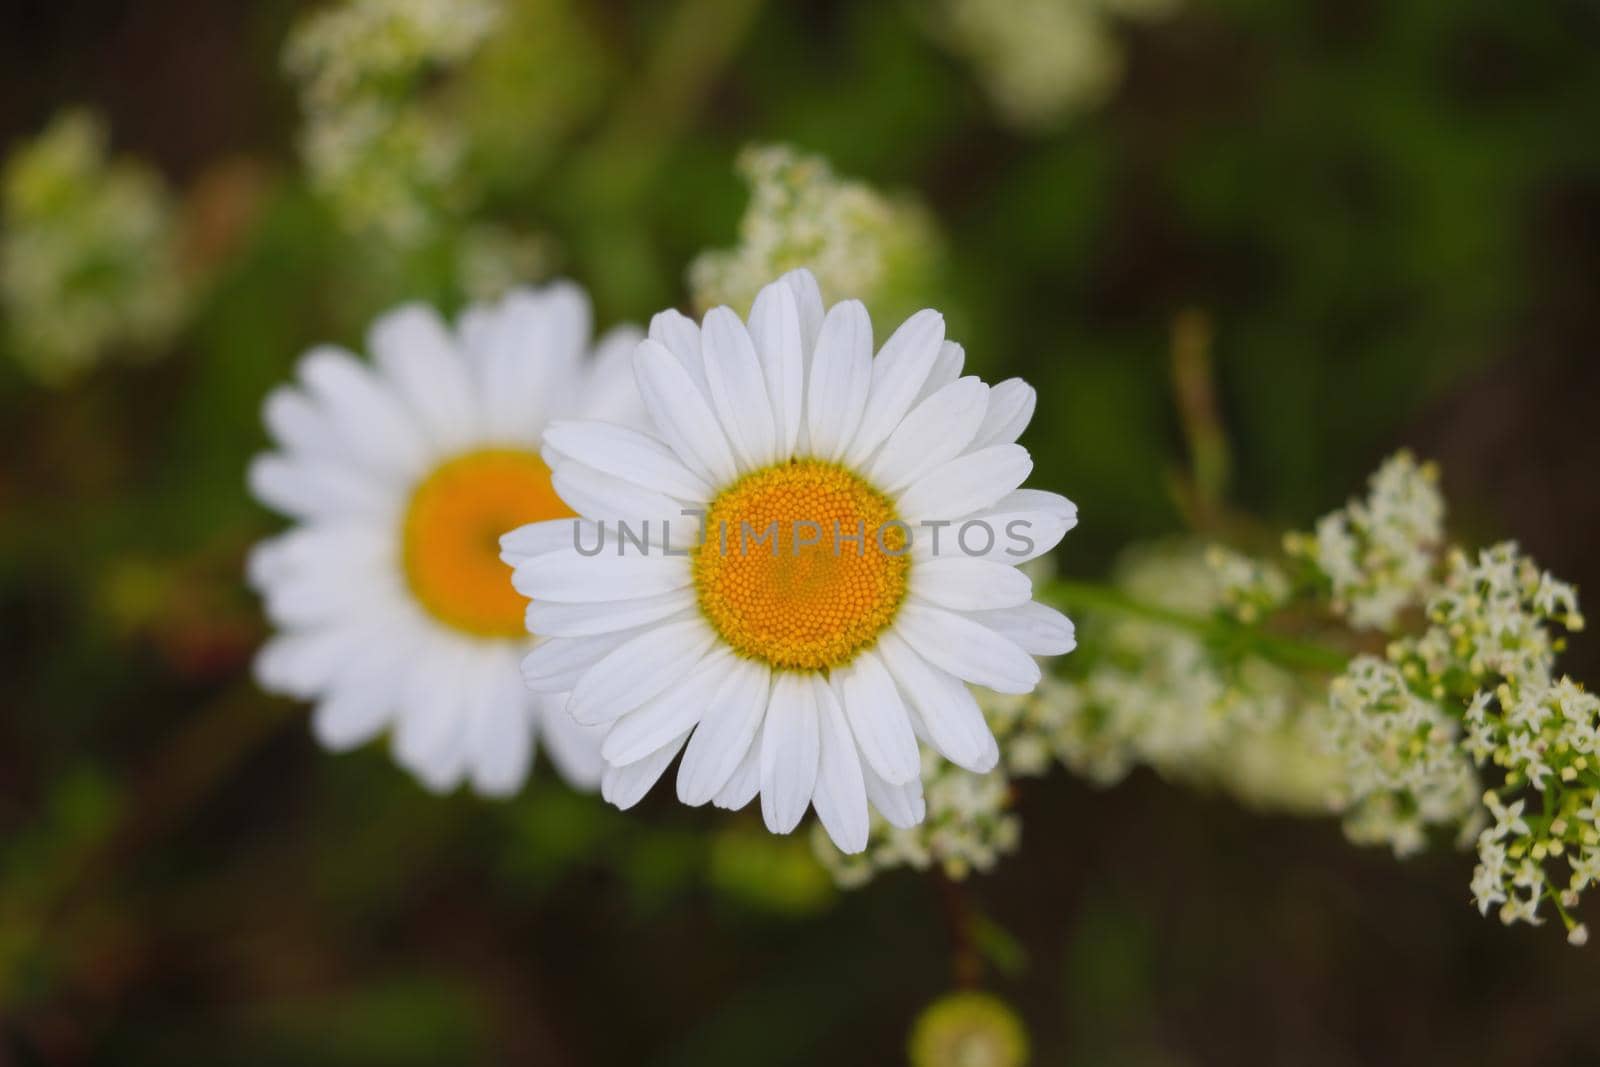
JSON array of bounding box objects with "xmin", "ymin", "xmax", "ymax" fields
[
  {"xmin": 689, "ymin": 145, "xmax": 941, "ymax": 326},
  {"xmin": 1052, "ymin": 542, "xmax": 1341, "ymax": 814},
  {"xmin": 284, "ymin": 0, "xmax": 501, "ymax": 243},
  {"xmin": 1, "ymin": 109, "xmax": 189, "ymax": 382},
  {"xmin": 1290, "ymin": 451, "xmax": 1444, "ymax": 632}
]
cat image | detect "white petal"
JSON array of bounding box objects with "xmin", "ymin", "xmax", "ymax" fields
[
  {"xmin": 410, "ymin": 743, "xmax": 469, "ymax": 794},
  {"xmin": 251, "ymin": 523, "xmax": 396, "ymax": 628},
  {"xmin": 780, "ymin": 268, "xmax": 825, "ymax": 353},
  {"xmin": 970, "ymin": 378, "xmax": 1036, "ymax": 449},
  {"xmin": 633, "ymin": 339, "xmax": 739, "ymax": 486},
  {"xmin": 895, "ymin": 602, "xmax": 1041, "ymax": 694},
  {"xmin": 930, "ymin": 489, "xmax": 1078, "ymax": 564},
  {"xmin": 863, "ymin": 763, "xmax": 926, "ymax": 829},
  {"xmin": 832, "ymin": 651, "xmax": 921, "ymax": 785},
  {"xmin": 543, "ymin": 420, "xmax": 710, "ymax": 501},
  {"xmin": 311, "ymin": 684, "xmax": 395, "ymax": 752},
  {"xmin": 259, "ymin": 565, "xmax": 398, "ymax": 630},
  {"xmin": 911, "ymin": 558, "xmax": 1033, "ymax": 612},
  {"xmin": 877, "ymin": 632, "xmax": 998, "ymax": 773},
  {"xmin": 551, "ymin": 462, "xmax": 690, "ymax": 537},
  {"xmin": 577, "ymin": 324, "xmax": 646, "ymax": 424},
  {"xmin": 805, "ymin": 300, "xmax": 873, "ymax": 461},
  {"xmin": 296, "ymin": 346, "xmax": 430, "ymax": 478},
  {"xmin": 525, "ymin": 589, "xmax": 695, "ymax": 638},
  {"xmin": 712, "ymin": 740, "xmax": 762, "ymax": 811},
  {"xmin": 992, "ymin": 488, "xmax": 1077, "ymax": 521},
  {"xmin": 917, "ymin": 340, "xmax": 965, "ymax": 402},
  {"xmin": 601, "ymin": 731, "xmax": 688, "ymax": 810},
  {"xmin": 748, "ymin": 279, "xmax": 805, "ymax": 456},
  {"xmin": 567, "ymin": 616, "xmax": 718, "ymax": 725},
  {"xmin": 702, "ymin": 306, "xmax": 779, "ymax": 469},
  {"xmin": 601, "ymin": 649, "xmax": 734, "ymax": 765},
  {"xmin": 467, "ymin": 284, "xmax": 589, "ymax": 444},
  {"xmin": 537, "ymin": 692, "xmax": 607, "ymax": 789},
  {"xmin": 248, "ymin": 454, "xmax": 393, "ymax": 521},
  {"xmin": 811, "ymin": 678, "xmax": 869, "ymax": 854},
  {"xmin": 969, "ymin": 601, "xmax": 1077, "ymax": 656},
  {"xmin": 867, "ymin": 377, "xmax": 989, "ymax": 493},
  {"xmin": 500, "ymin": 517, "xmax": 595, "ymax": 566},
  {"xmin": 368, "ymin": 304, "xmax": 478, "ymax": 452},
  {"xmin": 896, "ymin": 444, "xmax": 1032, "ymax": 524},
  {"xmin": 648, "ymin": 309, "xmax": 710, "ymax": 396},
  {"xmin": 262, "ymin": 384, "xmax": 341, "ymax": 459},
  {"xmin": 521, "ymin": 629, "xmax": 641, "ymax": 692},
  {"xmin": 466, "ymin": 654, "xmax": 534, "ymax": 796},
  {"xmin": 512, "ymin": 549, "xmax": 690, "ymax": 603},
  {"xmin": 393, "ymin": 640, "xmax": 476, "ymax": 789},
  {"xmin": 676, "ymin": 657, "xmax": 772, "ymax": 806},
  {"xmin": 257, "ymin": 628, "xmax": 364, "ymax": 699},
  {"xmin": 844, "ymin": 309, "xmax": 945, "ymax": 466},
  {"xmin": 759, "ymin": 673, "xmax": 821, "ymax": 834}
]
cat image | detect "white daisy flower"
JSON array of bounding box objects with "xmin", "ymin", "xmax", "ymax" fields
[
  {"xmin": 506, "ymin": 269, "xmax": 1077, "ymax": 851},
  {"xmin": 248, "ymin": 282, "xmax": 642, "ymax": 796}
]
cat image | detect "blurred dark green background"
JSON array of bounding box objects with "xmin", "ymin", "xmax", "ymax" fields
[{"xmin": 2, "ymin": 0, "xmax": 1599, "ymax": 1063}]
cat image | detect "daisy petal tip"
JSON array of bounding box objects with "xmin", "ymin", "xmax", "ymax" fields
[
  {"xmin": 828, "ymin": 823, "xmax": 870, "ymax": 856},
  {"xmin": 969, "ymin": 735, "xmax": 1002, "ymax": 775}
]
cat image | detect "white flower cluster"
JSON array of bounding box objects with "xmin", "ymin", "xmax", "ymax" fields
[
  {"xmin": 0, "ymin": 110, "xmax": 190, "ymax": 384},
  {"xmin": 811, "ymin": 684, "xmax": 1080, "ymax": 888},
  {"xmin": 923, "ymin": 0, "xmax": 1180, "ymax": 130},
  {"xmin": 1206, "ymin": 544, "xmax": 1291, "ymax": 623},
  {"xmin": 1292, "ymin": 473, "xmax": 1594, "ymax": 941},
  {"xmin": 1323, "ymin": 656, "xmax": 1481, "ymax": 857},
  {"xmin": 1054, "ymin": 543, "xmax": 1341, "ymax": 813},
  {"xmin": 1286, "ymin": 451, "xmax": 1444, "ymax": 631},
  {"xmin": 688, "ymin": 145, "xmax": 941, "ymax": 326},
  {"xmin": 1388, "ymin": 546, "xmax": 1591, "ymax": 937},
  {"xmin": 811, "ymin": 752, "xmax": 1016, "ymax": 889},
  {"xmin": 283, "ymin": 0, "xmax": 501, "ymax": 243}
]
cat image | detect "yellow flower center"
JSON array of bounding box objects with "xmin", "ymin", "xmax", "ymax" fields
[
  {"xmin": 692, "ymin": 459, "xmax": 909, "ymax": 671},
  {"xmin": 403, "ymin": 448, "xmax": 574, "ymax": 638}
]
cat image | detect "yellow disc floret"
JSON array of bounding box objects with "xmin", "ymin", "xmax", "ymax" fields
[
  {"xmin": 403, "ymin": 448, "xmax": 574, "ymax": 637},
  {"xmin": 693, "ymin": 459, "xmax": 909, "ymax": 671}
]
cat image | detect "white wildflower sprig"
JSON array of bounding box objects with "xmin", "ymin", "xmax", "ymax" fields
[
  {"xmin": 1051, "ymin": 543, "xmax": 1341, "ymax": 813},
  {"xmin": 1322, "ymin": 656, "xmax": 1481, "ymax": 857},
  {"xmin": 1206, "ymin": 544, "xmax": 1291, "ymax": 624},
  {"xmin": 1285, "ymin": 451, "xmax": 1445, "ymax": 632},
  {"xmin": 1043, "ymin": 451, "xmax": 1595, "ymax": 945},
  {"xmin": 811, "ymin": 750, "xmax": 1018, "ymax": 889},
  {"xmin": 0, "ymin": 110, "xmax": 190, "ymax": 383},
  {"xmin": 1384, "ymin": 546, "xmax": 1593, "ymax": 935},
  {"xmin": 811, "ymin": 683, "xmax": 1081, "ymax": 888},
  {"xmin": 1282, "ymin": 461, "xmax": 1594, "ymax": 941},
  {"xmin": 284, "ymin": 0, "xmax": 501, "ymax": 244},
  {"xmin": 688, "ymin": 145, "xmax": 943, "ymax": 328}
]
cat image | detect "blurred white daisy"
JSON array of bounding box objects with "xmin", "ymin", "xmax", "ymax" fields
[
  {"xmin": 248, "ymin": 282, "xmax": 642, "ymax": 795},
  {"xmin": 506, "ymin": 269, "xmax": 1076, "ymax": 851}
]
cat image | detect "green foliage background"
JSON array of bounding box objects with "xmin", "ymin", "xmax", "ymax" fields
[{"xmin": 2, "ymin": 0, "xmax": 1599, "ymax": 1062}]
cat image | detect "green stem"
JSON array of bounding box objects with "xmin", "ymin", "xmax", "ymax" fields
[{"xmin": 1042, "ymin": 578, "xmax": 1351, "ymax": 674}]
